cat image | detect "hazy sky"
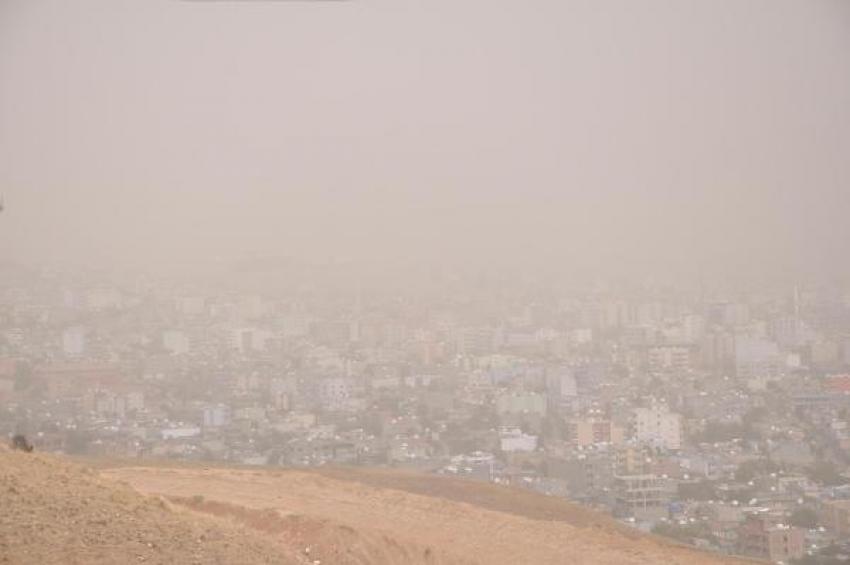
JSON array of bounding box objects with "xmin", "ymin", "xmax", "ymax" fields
[{"xmin": 0, "ymin": 0, "xmax": 848, "ymax": 280}]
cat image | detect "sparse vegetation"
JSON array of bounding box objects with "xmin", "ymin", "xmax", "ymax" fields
[
  {"xmin": 807, "ymin": 460, "xmax": 849, "ymax": 487},
  {"xmin": 788, "ymin": 507, "xmax": 819, "ymax": 529},
  {"xmin": 10, "ymin": 434, "xmax": 33, "ymax": 453}
]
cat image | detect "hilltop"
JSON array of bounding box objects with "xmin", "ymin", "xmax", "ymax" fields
[
  {"xmin": 0, "ymin": 446, "xmax": 296, "ymax": 565},
  {"xmin": 0, "ymin": 446, "xmax": 756, "ymax": 565},
  {"xmin": 104, "ymin": 461, "xmax": 752, "ymax": 565}
]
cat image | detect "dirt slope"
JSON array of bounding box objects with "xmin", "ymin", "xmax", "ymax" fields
[
  {"xmin": 0, "ymin": 447, "xmax": 296, "ymax": 565},
  {"xmin": 105, "ymin": 463, "xmax": 754, "ymax": 565}
]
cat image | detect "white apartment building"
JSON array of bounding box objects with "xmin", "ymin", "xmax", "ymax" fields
[{"xmin": 634, "ymin": 403, "xmax": 682, "ymax": 450}]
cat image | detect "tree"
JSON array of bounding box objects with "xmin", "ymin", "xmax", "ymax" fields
[
  {"xmin": 808, "ymin": 460, "xmax": 849, "ymax": 486},
  {"xmin": 678, "ymin": 480, "xmax": 718, "ymax": 501},
  {"xmin": 651, "ymin": 521, "xmax": 717, "ymax": 547},
  {"xmin": 694, "ymin": 421, "xmax": 747, "ymax": 443},
  {"xmin": 734, "ymin": 459, "xmax": 779, "ymax": 483},
  {"xmin": 788, "ymin": 507, "xmax": 819, "ymax": 529}
]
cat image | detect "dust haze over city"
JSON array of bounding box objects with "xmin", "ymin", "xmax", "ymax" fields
[{"xmin": 2, "ymin": 1, "xmax": 850, "ymax": 564}]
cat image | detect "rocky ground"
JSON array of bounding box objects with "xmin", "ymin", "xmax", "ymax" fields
[
  {"xmin": 0, "ymin": 446, "xmax": 297, "ymax": 565},
  {"xmin": 0, "ymin": 445, "xmax": 757, "ymax": 565},
  {"xmin": 106, "ymin": 463, "xmax": 755, "ymax": 565}
]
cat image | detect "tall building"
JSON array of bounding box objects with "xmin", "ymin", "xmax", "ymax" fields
[
  {"xmin": 734, "ymin": 335, "xmax": 780, "ymax": 378},
  {"xmin": 820, "ymin": 499, "xmax": 850, "ymax": 538},
  {"xmin": 456, "ymin": 326, "xmax": 496, "ymax": 356},
  {"xmin": 707, "ymin": 302, "xmax": 750, "ymax": 327},
  {"xmin": 700, "ymin": 329, "xmax": 736, "ymax": 372},
  {"xmin": 162, "ymin": 330, "xmax": 190, "ymax": 355},
  {"xmin": 230, "ymin": 328, "xmax": 272, "ymax": 354},
  {"xmin": 647, "ymin": 345, "xmax": 691, "ymax": 372},
  {"xmin": 633, "ymin": 403, "xmax": 682, "ymax": 451},
  {"xmin": 546, "ymin": 369, "xmax": 577, "ymax": 398},
  {"xmin": 62, "ymin": 326, "xmax": 86, "ymax": 357},
  {"xmin": 566, "ymin": 418, "xmax": 625, "ymax": 447}
]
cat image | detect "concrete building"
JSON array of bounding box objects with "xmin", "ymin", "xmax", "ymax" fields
[
  {"xmin": 820, "ymin": 499, "xmax": 850, "ymax": 538},
  {"xmin": 546, "ymin": 370, "xmax": 578, "ymax": 398},
  {"xmin": 317, "ymin": 377, "xmax": 357, "ymax": 411},
  {"xmin": 499, "ymin": 427, "xmax": 538, "ymax": 452},
  {"xmin": 456, "ymin": 326, "xmax": 496, "ymax": 356},
  {"xmin": 175, "ymin": 296, "xmax": 206, "ymax": 316},
  {"xmin": 613, "ymin": 473, "xmax": 670, "ymax": 521},
  {"xmin": 231, "ymin": 328, "xmax": 272, "ymax": 353},
  {"xmin": 647, "ymin": 345, "xmax": 691, "ymax": 372},
  {"xmin": 86, "ymin": 287, "xmax": 122, "ymax": 310},
  {"xmin": 496, "ymin": 392, "xmax": 547, "ymax": 417},
  {"xmin": 738, "ymin": 514, "xmax": 805, "ymax": 563},
  {"xmin": 62, "ymin": 326, "xmax": 86, "ymax": 357},
  {"xmin": 162, "ymin": 330, "xmax": 190, "ymax": 355},
  {"xmin": 203, "ymin": 404, "xmax": 231, "ymax": 428},
  {"xmin": 634, "ymin": 403, "xmax": 682, "ymax": 450},
  {"xmin": 547, "ymin": 451, "xmax": 615, "ymax": 500},
  {"xmin": 735, "ymin": 336, "xmax": 781, "ymax": 378},
  {"xmin": 707, "ymin": 302, "xmax": 750, "ymax": 327},
  {"xmin": 567, "ymin": 419, "xmax": 625, "ymax": 447},
  {"xmin": 700, "ymin": 329, "xmax": 736, "ymax": 372}
]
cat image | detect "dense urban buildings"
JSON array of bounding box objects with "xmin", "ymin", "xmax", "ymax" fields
[{"xmin": 2, "ymin": 264, "xmax": 850, "ymax": 563}]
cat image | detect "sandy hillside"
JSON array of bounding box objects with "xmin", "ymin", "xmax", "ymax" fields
[
  {"xmin": 104, "ymin": 462, "xmax": 755, "ymax": 565},
  {"xmin": 0, "ymin": 447, "xmax": 297, "ymax": 565}
]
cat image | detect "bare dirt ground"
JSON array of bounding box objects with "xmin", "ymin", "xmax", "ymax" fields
[
  {"xmin": 104, "ymin": 463, "xmax": 755, "ymax": 565},
  {"xmin": 0, "ymin": 447, "xmax": 296, "ymax": 565}
]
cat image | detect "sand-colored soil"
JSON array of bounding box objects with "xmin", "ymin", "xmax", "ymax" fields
[
  {"xmin": 105, "ymin": 463, "xmax": 755, "ymax": 565},
  {"xmin": 0, "ymin": 447, "xmax": 295, "ymax": 565}
]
